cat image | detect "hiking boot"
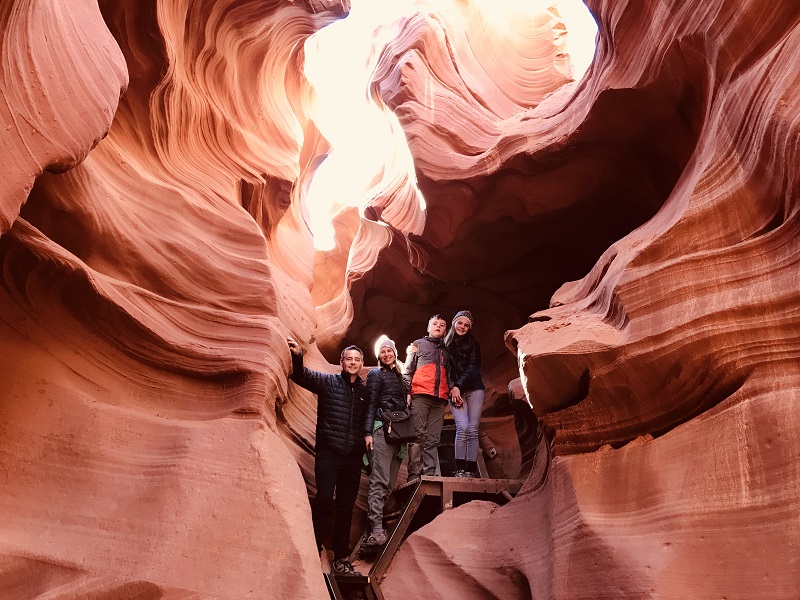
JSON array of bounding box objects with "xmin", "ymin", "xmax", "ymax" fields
[
  {"xmin": 363, "ymin": 529, "xmax": 388, "ymax": 548},
  {"xmin": 331, "ymin": 558, "xmax": 361, "ymax": 576}
]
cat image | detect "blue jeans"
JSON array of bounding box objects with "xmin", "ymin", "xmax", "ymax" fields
[{"xmin": 450, "ymin": 389, "xmax": 484, "ymax": 461}]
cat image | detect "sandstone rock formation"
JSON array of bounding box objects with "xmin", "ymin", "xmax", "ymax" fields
[
  {"xmin": 1, "ymin": 0, "xmax": 798, "ymax": 598},
  {"xmin": 378, "ymin": 0, "xmax": 800, "ymax": 598},
  {"xmin": 1, "ymin": 1, "xmax": 338, "ymax": 598}
]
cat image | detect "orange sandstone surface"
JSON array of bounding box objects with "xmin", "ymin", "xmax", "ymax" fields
[{"xmin": 1, "ymin": 0, "xmax": 798, "ymax": 598}]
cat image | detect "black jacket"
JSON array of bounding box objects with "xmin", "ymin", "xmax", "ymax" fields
[
  {"xmin": 364, "ymin": 365, "xmax": 407, "ymax": 434},
  {"xmin": 448, "ymin": 336, "xmax": 485, "ymax": 392},
  {"xmin": 291, "ymin": 352, "xmax": 368, "ymax": 455}
]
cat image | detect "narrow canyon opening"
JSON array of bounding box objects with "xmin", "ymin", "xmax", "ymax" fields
[
  {"xmin": 2, "ymin": 0, "xmax": 797, "ymax": 598},
  {"xmin": 299, "ymin": 3, "xmax": 707, "ymax": 463}
]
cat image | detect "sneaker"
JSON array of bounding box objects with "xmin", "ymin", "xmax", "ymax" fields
[
  {"xmin": 363, "ymin": 529, "xmax": 388, "ymax": 547},
  {"xmin": 331, "ymin": 558, "xmax": 361, "ymax": 576},
  {"xmin": 453, "ymin": 469, "xmax": 467, "ymax": 478}
]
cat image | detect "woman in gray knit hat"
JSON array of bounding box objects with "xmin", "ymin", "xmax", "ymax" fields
[
  {"xmin": 361, "ymin": 335, "xmax": 408, "ymax": 549},
  {"xmin": 444, "ymin": 310, "xmax": 485, "ymax": 478}
]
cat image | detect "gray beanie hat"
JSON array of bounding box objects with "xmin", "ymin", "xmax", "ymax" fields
[
  {"xmin": 375, "ymin": 335, "xmax": 398, "ymax": 358},
  {"xmin": 453, "ymin": 310, "xmax": 474, "ymax": 325}
]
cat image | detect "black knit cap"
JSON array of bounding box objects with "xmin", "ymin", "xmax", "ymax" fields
[{"xmin": 453, "ymin": 310, "xmax": 473, "ymax": 324}]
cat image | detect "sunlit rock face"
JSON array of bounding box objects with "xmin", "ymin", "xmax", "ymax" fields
[
  {"xmin": 1, "ymin": 0, "xmax": 799, "ymax": 599},
  {"xmin": 378, "ymin": 0, "xmax": 800, "ymax": 598},
  {"xmin": 0, "ymin": 0, "xmax": 127, "ymax": 233},
  {"xmin": 1, "ymin": 0, "xmax": 340, "ymax": 598},
  {"xmin": 345, "ymin": 0, "xmax": 591, "ymax": 399}
]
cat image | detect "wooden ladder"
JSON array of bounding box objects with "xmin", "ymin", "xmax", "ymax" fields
[{"xmin": 326, "ymin": 474, "xmax": 523, "ymax": 600}]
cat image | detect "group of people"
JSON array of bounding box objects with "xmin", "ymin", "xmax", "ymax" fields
[{"xmin": 288, "ymin": 310, "xmax": 485, "ymax": 576}]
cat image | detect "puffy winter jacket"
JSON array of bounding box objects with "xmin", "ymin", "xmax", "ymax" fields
[
  {"xmin": 404, "ymin": 336, "xmax": 452, "ymax": 401},
  {"xmin": 364, "ymin": 365, "xmax": 408, "ymax": 434},
  {"xmin": 448, "ymin": 335, "xmax": 485, "ymax": 392},
  {"xmin": 291, "ymin": 352, "xmax": 368, "ymax": 455}
]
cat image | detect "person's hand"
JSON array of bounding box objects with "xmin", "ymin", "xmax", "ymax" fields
[
  {"xmin": 406, "ymin": 343, "xmax": 418, "ymax": 355},
  {"xmin": 365, "ymin": 435, "xmax": 373, "ymax": 450},
  {"xmin": 407, "ymin": 394, "xmax": 412, "ymax": 406},
  {"xmin": 450, "ymin": 386, "xmax": 463, "ymax": 406},
  {"xmin": 287, "ymin": 336, "xmax": 302, "ymax": 355}
]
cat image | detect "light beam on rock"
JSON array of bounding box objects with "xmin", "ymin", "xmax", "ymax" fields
[
  {"xmin": 303, "ymin": 0, "xmax": 424, "ymax": 251},
  {"xmin": 301, "ymin": 0, "xmax": 596, "ymax": 250}
]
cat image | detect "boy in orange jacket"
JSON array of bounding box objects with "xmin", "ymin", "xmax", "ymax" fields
[{"xmin": 403, "ymin": 314, "xmax": 452, "ymax": 478}]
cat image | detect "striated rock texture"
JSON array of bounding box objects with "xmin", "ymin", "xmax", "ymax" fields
[
  {"xmin": 0, "ymin": 0, "xmax": 127, "ymax": 233},
  {"xmin": 377, "ymin": 0, "xmax": 800, "ymax": 599},
  {"xmin": 1, "ymin": 0, "xmax": 799, "ymax": 599},
  {"xmin": 1, "ymin": 0, "xmax": 341, "ymax": 598}
]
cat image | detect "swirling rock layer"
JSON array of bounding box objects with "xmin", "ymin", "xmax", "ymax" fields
[
  {"xmin": 2, "ymin": 0, "xmax": 799, "ymax": 598},
  {"xmin": 377, "ymin": 0, "xmax": 800, "ymax": 599},
  {"xmin": 1, "ymin": 0, "xmax": 337, "ymax": 598}
]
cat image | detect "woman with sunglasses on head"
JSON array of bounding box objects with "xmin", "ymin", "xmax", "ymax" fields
[{"xmin": 444, "ymin": 310, "xmax": 485, "ymax": 478}]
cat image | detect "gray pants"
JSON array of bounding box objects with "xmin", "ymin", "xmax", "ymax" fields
[
  {"xmin": 367, "ymin": 425, "xmax": 404, "ymax": 527},
  {"xmin": 408, "ymin": 394, "xmax": 446, "ymax": 477}
]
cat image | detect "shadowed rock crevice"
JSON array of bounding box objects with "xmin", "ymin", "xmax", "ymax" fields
[{"xmin": 345, "ymin": 35, "xmax": 707, "ymax": 409}]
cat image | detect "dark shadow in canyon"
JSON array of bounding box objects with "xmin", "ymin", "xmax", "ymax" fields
[{"xmin": 339, "ymin": 38, "xmax": 710, "ymax": 408}]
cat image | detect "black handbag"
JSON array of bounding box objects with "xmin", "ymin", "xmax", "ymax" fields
[{"xmin": 382, "ymin": 408, "xmax": 416, "ymax": 443}]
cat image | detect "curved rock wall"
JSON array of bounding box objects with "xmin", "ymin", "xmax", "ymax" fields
[
  {"xmin": 1, "ymin": 1, "xmax": 338, "ymax": 598},
  {"xmin": 0, "ymin": 0, "xmax": 127, "ymax": 232},
  {"xmin": 1, "ymin": 0, "xmax": 798, "ymax": 598},
  {"xmin": 380, "ymin": 0, "xmax": 800, "ymax": 598}
]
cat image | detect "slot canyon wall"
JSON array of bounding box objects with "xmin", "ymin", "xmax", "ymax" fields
[{"xmin": 1, "ymin": 1, "xmax": 798, "ymax": 599}]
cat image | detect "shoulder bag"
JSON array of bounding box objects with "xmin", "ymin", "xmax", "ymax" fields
[{"xmin": 381, "ymin": 407, "xmax": 416, "ymax": 443}]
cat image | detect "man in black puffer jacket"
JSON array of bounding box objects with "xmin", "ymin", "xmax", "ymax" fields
[{"xmin": 288, "ymin": 337, "xmax": 369, "ymax": 577}]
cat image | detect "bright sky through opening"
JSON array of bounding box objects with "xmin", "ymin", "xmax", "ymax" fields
[{"xmin": 303, "ymin": 0, "xmax": 597, "ymax": 251}]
